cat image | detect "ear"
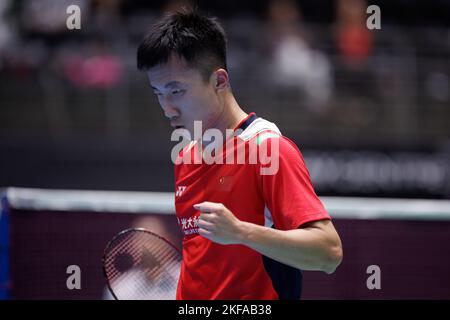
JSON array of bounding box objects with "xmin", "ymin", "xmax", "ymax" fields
[{"xmin": 212, "ymin": 69, "xmax": 229, "ymax": 91}]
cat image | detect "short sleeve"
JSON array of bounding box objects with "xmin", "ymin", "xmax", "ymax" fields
[{"xmin": 260, "ymin": 136, "xmax": 330, "ymax": 230}]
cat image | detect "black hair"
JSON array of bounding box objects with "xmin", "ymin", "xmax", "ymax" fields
[{"xmin": 137, "ymin": 10, "xmax": 228, "ymax": 82}]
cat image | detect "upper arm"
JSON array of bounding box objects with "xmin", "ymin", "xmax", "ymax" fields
[{"xmin": 260, "ymin": 136, "xmax": 331, "ymax": 230}]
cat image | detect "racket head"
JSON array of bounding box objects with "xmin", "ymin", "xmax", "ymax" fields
[{"xmin": 102, "ymin": 227, "xmax": 182, "ymax": 300}]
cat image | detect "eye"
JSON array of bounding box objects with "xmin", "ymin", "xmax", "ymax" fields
[{"xmin": 171, "ymin": 89, "xmax": 185, "ymax": 96}]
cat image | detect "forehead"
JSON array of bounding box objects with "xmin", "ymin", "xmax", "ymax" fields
[{"xmin": 146, "ymin": 54, "xmax": 202, "ymax": 87}]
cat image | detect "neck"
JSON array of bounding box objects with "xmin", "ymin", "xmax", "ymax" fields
[
  {"xmin": 216, "ymin": 93, "xmax": 248, "ymax": 133},
  {"xmin": 202, "ymin": 92, "xmax": 248, "ymax": 147}
]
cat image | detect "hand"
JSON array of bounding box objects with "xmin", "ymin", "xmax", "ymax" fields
[{"xmin": 194, "ymin": 202, "xmax": 244, "ymax": 245}]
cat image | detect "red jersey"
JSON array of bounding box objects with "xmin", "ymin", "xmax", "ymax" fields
[{"xmin": 174, "ymin": 113, "xmax": 330, "ymax": 300}]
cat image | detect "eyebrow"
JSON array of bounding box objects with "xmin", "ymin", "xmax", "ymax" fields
[{"xmin": 151, "ymin": 81, "xmax": 183, "ymax": 91}]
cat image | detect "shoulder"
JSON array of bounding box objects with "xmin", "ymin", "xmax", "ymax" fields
[
  {"xmin": 253, "ymin": 132, "xmax": 303, "ymax": 164},
  {"xmin": 237, "ymin": 117, "xmax": 282, "ymax": 141},
  {"xmin": 238, "ymin": 117, "xmax": 306, "ymax": 175},
  {"xmin": 237, "ymin": 117, "xmax": 301, "ymax": 151},
  {"xmin": 277, "ymin": 136, "xmax": 303, "ymax": 160}
]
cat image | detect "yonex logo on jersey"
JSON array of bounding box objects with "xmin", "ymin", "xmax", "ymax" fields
[{"xmin": 176, "ymin": 186, "xmax": 187, "ymax": 197}]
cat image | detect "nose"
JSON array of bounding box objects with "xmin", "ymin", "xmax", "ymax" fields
[{"xmin": 160, "ymin": 102, "xmax": 180, "ymax": 119}]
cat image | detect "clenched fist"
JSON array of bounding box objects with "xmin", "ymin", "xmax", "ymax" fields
[{"xmin": 194, "ymin": 202, "xmax": 245, "ymax": 245}]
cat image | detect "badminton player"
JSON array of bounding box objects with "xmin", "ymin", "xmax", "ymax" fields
[{"xmin": 137, "ymin": 10, "xmax": 343, "ymax": 300}]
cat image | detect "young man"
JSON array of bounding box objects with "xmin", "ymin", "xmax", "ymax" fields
[{"xmin": 137, "ymin": 11, "xmax": 342, "ymax": 300}]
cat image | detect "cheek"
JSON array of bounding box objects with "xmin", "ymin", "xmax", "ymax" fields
[
  {"xmin": 179, "ymin": 86, "xmax": 219, "ymax": 122},
  {"xmin": 196, "ymin": 87, "xmax": 219, "ymax": 109},
  {"xmin": 185, "ymin": 91, "xmax": 213, "ymax": 114}
]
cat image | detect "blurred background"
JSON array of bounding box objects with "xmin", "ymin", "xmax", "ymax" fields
[{"xmin": 1, "ymin": 0, "xmax": 450, "ymax": 299}]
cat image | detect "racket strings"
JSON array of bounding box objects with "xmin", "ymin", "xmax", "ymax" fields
[
  {"xmin": 103, "ymin": 229, "xmax": 181, "ymax": 300},
  {"xmin": 106, "ymin": 241, "xmax": 179, "ymax": 298}
]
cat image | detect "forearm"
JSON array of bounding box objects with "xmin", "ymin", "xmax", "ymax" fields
[
  {"xmin": 237, "ymin": 221, "xmax": 342, "ymax": 274},
  {"xmin": 195, "ymin": 202, "xmax": 342, "ymax": 274}
]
